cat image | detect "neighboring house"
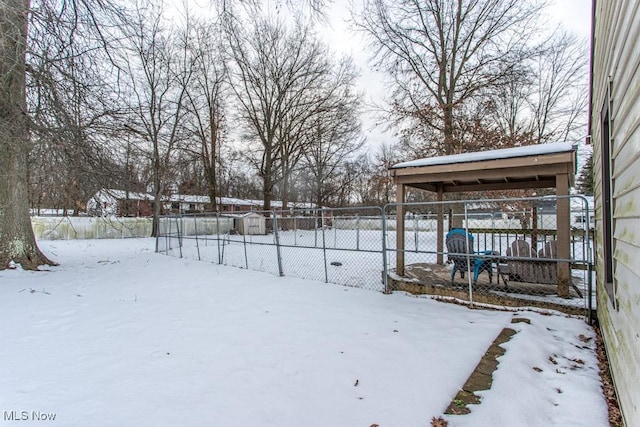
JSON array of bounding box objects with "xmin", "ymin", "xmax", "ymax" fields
[
  {"xmin": 247, "ymin": 200, "xmax": 320, "ymax": 215},
  {"xmin": 165, "ymin": 195, "xmax": 261, "ymax": 213},
  {"xmin": 218, "ymin": 197, "xmax": 260, "ymax": 212},
  {"xmin": 591, "ymin": 1, "xmax": 640, "ymax": 425},
  {"xmin": 87, "ymin": 190, "xmax": 253, "ymax": 216},
  {"xmin": 86, "ymin": 189, "xmax": 154, "ymax": 217},
  {"xmin": 87, "ymin": 189, "xmax": 318, "ymax": 217},
  {"xmin": 164, "ymin": 194, "xmax": 210, "ymax": 213}
]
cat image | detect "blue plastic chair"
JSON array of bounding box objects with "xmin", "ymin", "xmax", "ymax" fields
[{"xmin": 445, "ymin": 228, "xmax": 494, "ymax": 284}]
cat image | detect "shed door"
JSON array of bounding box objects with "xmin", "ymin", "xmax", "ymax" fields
[{"xmin": 248, "ymin": 217, "xmax": 261, "ymax": 234}]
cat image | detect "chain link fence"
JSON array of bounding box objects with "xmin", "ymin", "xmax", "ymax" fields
[
  {"xmin": 156, "ymin": 196, "xmax": 593, "ymax": 319},
  {"xmin": 383, "ymin": 195, "xmax": 593, "ymax": 317},
  {"xmin": 157, "ymin": 207, "xmax": 387, "ymax": 291}
]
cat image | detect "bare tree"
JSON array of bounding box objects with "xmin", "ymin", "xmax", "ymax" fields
[
  {"xmin": 1, "ymin": 0, "xmax": 121, "ymax": 268},
  {"xmin": 484, "ymin": 30, "xmax": 588, "ymax": 146},
  {"xmin": 220, "ymin": 148, "xmax": 263, "ymax": 200},
  {"xmin": 354, "ymin": 0, "xmax": 544, "ymax": 156},
  {"xmin": 277, "ymin": 55, "xmax": 362, "ymax": 209},
  {"xmin": 227, "ymin": 15, "xmax": 357, "ymax": 210},
  {"xmin": 341, "ymin": 153, "xmax": 374, "ymax": 206},
  {"xmin": 362, "ymin": 142, "xmax": 399, "ymax": 205},
  {"xmin": 0, "ymin": 0, "xmax": 53, "ymax": 269},
  {"xmin": 299, "ymin": 94, "xmax": 363, "ymax": 207},
  {"xmin": 183, "ymin": 15, "xmax": 228, "ymax": 211},
  {"xmin": 26, "ymin": 0, "xmax": 126, "ymax": 215},
  {"xmin": 120, "ymin": 0, "xmax": 195, "ymax": 235},
  {"xmin": 0, "ymin": 0, "xmax": 333, "ymax": 270},
  {"xmin": 528, "ymin": 31, "xmax": 588, "ymax": 144},
  {"xmin": 485, "ymin": 71, "xmax": 533, "ymax": 141}
]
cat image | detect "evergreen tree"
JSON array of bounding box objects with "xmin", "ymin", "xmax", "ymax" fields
[{"xmin": 576, "ymin": 153, "xmax": 594, "ymax": 195}]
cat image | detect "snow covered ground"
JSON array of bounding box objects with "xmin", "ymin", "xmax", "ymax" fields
[{"xmin": 0, "ymin": 239, "xmax": 608, "ymax": 426}]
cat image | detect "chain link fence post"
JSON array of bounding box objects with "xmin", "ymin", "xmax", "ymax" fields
[
  {"xmin": 167, "ymin": 215, "xmax": 172, "ymax": 252},
  {"xmin": 243, "ymin": 227, "xmax": 249, "ymax": 269},
  {"xmin": 216, "ymin": 212, "xmax": 221, "ymax": 264},
  {"xmin": 321, "ymin": 209, "xmax": 328, "ymax": 283},
  {"xmin": 356, "ymin": 214, "xmax": 360, "ymax": 251},
  {"xmin": 176, "ymin": 215, "xmax": 183, "ymax": 259},
  {"xmin": 193, "ymin": 214, "xmax": 201, "ymax": 261},
  {"xmin": 314, "ymin": 212, "xmax": 318, "ymax": 247},
  {"xmin": 414, "ymin": 214, "xmax": 419, "ymax": 252},
  {"xmin": 273, "ymin": 211, "xmax": 284, "ymax": 277},
  {"xmin": 155, "ymin": 217, "xmax": 160, "ymax": 253},
  {"xmin": 463, "ymin": 201, "xmax": 473, "ymax": 304},
  {"xmin": 382, "ymin": 206, "xmax": 390, "ymax": 294}
]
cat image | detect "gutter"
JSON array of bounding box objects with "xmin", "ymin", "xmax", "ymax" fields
[{"xmin": 587, "ymin": 0, "xmax": 596, "ymax": 145}]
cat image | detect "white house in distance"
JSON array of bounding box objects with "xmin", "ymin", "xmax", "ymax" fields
[
  {"xmin": 86, "ymin": 189, "xmax": 154, "ymax": 217},
  {"xmin": 590, "ymin": 1, "xmax": 640, "ymax": 425},
  {"xmin": 87, "ymin": 189, "xmax": 319, "ymax": 217}
]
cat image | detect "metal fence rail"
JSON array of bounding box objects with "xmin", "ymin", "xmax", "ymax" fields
[
  {"xmin": 157, "ymin": 207, "xmax": 387, "ymax": 292},
  {"xmin": 382, "ymin": 195, "xmax": 593, "ymax": 319},
  {"xmin": 32, "ymin": 216, "xmax": 154, "ymax": 240},
  {"xmin": 156, "ymin": 195, "xmax": 593, "ymax": 319}
]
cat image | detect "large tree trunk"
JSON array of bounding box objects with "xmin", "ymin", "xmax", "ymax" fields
[
  {"xmin": 442, "ymin": 103, "xmax": 464, "ymax": 228},
  {"xmin": 443, "ymin": 104, "xmax": 455, "ymax": 155},
  {"xmin": 0, "ymin": 0, "xmax": 55, "ymax": 270},
  {"xmin": 281, "ymin": 165, "xmax": 289, "ymax": 211},
  {"xmin": 261, "ymin": 149, "xmax": 273, "ymax": 211},
  {"xmin": 206, "ymin": 111, "xmax": 218, "ymax": 211},
  {"xmin": 151, "ymin": 161, "xmax": 162, "ymax": 238},
  {"xmin": 262, "ymin": 175, "xmax": 272, "ymax": 211},
  {"xmin": 206, "ymin": 165, "xmax": 217, "ymax": 211}
]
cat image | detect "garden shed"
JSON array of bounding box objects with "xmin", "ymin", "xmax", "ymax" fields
[{"xmin": 236, "ymin": 212, "xmax": 266, "ymax": 235}]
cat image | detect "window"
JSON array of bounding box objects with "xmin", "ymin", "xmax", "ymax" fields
[{"xmin": 601, "ymin": 86, "xmax": 615, "ymax": 305}]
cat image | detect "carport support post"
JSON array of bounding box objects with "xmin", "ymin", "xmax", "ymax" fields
[
  {"xmin": 556, "ymin": 174, "xmax": 571, "ymax": 298},
  {"xmin": 437, "ymin": 184, "xmax": 444, "ymax": 265},
  {"xmin": 396, "ymin": 183, "xmax": 405, "ymax": 276}
]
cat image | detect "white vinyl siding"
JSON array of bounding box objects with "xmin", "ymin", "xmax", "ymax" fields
[{"xmin": 592, "ymin": 1, "xmax": 640, "ymax": 425}]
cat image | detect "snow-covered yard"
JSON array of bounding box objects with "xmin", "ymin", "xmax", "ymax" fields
[{"xmin": 0, "ymin": 239, "xmax": 608, "ymax": 426}]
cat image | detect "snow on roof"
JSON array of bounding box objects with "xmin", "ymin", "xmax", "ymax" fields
[
  {"xmin": 169, "ymin": 194, "xmax": 210, "ymax": 204},
  {"xmin": 90, "ymin": 189, "xmax": 317, "ymax": 209},
  {"xmin": 99, "ymin": 189, "xmax": 153, "ymax": 201},
  {"xmin": 242, "ymin": 199, "xmax": 318, "ymax": 209},
  {"xmin": 219, "ymin": 197, "xmax": 254, "ymax": 206},
  {"xmin": 390, "ymin": 142, "xmax": 576, "ymax": 169},
  {"xmin": 236, "ymin": 199, "xmax": 264, "ymax": 207}
]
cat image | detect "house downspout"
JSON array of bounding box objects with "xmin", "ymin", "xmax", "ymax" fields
[
  {"xmin": 588, "ymin": 0, "xmax": 596, "ymax": 324},
  {"xmin": 587, "ymin": 0, "xmax": 595, "ymax": 146}
]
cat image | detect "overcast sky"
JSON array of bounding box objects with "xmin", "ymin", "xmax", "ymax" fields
[
  {"xmin": 319, "ymin": 0, "xmax": 592, "ymax": 151},
  {"xmin": 184, "ymin": 0, "xmax": 593, "ymax": 153}
]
